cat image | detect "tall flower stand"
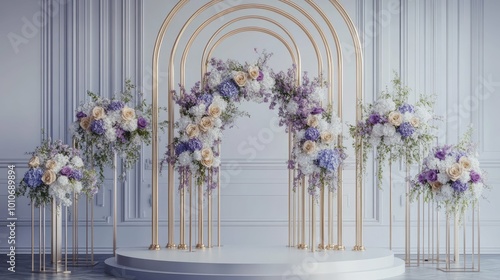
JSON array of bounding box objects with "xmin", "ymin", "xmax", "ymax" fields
[
  {"xmin": 31, "ymin": 200, "xmax": 70, "ymax": 274},
  {"xmin": 438, "ymin": 205, "xmax": 480, "ymax": 272}
]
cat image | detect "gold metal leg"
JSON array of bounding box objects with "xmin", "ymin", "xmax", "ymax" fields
[
  {"xmin": 196, "ymin": 181, "xmax": 205, "ymax": 249},
  {"xmin": 178, "ymin": 171, "xmax": 187, "ymax": 250}
]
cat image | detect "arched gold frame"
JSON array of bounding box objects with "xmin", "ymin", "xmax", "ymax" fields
[{"xmin": 150, "ymin": 0, "xmax": 364, "ymax": 251}]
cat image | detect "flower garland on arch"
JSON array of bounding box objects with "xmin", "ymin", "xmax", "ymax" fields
[{"xmin": 163, "ymin": 52, "xmax": 346, "ymax": 195}]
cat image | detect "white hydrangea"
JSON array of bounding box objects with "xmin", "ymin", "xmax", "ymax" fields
[
  {"xmin": 212, "ymin": 157, "xmax": 221, "ymax": 168},
  {"xmin": 122, "ymin": 119, "xmax": 138, "ymax": 131},
  {"xmin": 189, "ymin": 104, "xmax": 207, "ymax": 118},
  {"xmin": 385, "ymin": 134, "xmax": 402, "ymax": 146},
  {"xmin": 310, "ymin": 87, "xmax": 326, "ymax": 104},
  {"xmin": 207, "ymin": 70, "xmax": 222, "ymax": 89},
  {"xmin": 261, "ymin": 71, "xmax": 274, "ymax": 90},
  {"xmin": 211, "ymin": 95, "xmax": 227, "ymax": 111},
  {"xmin": 73, "ymin": 181, "xmax": 83, "ymax": 194},
  {"xmin": 57, "ymin": 175, "xmax": 69, "ymax": 186},
  {"xmin": 178, "ymin": 151, "xmax": 192, "ymax": 166},
  {"xmin": 382, "ymin": 123, "xmax": 396, "ymax": 137},
  {"xmin": 246, "ymin": 80, "xmax": 261, "ymax": 95},
  {"xmin": 459, "ymin": 170, "xmax": 470, "ymax": 183},
  {"xmin": 71, "ymin": 156, "xmax": 84, "ymax": 168},
  {"xmin": 427, "ymin": 158, "xmax": 440, "ymax": 170},
  {"xmin": 414, "ymin": 105, "xmax": 432, "ymax": 123},
  {"xmin": 437, "ymin": 172, "xmax": 449, "ymax": 184},
  {"xmin": 369, "ymin": 136, "xmax": 381, "ymax": 147},
  {"xmin": 373, "ymin": 98, "xmax": 396, "ymax": 115},
  {"xmin": 213, "ymin": 118, "xmax": 222, "ymax": 128},
  {"xmin": 53, "ymin": 154, "xmax": 69, "ymax": 173},
  {"xmin": 372, "ymin": 123, "xmax": 384, "ymax": 137},
  {"xmin": 403, "ymin": 112, "xmax": 413, "ymax": 122},
  {"xmin": 105, "ymin": 127, "xmax": 117, "ymax": 142},
  {"xmin": 177, "ymin": 116, "xmax": 192, "ymax": 131},
  {"xmin": 193, "ymin": 150, "xmax": 202, "ymax": 161}
]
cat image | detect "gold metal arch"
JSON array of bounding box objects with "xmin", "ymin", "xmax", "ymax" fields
[
  {"xmin": 178, "ymin": 14, "xmax": 302, "ymax": 84},
  {"xmin": 151, "ymin": 0, "xmax": 364, "ymax": 251}
]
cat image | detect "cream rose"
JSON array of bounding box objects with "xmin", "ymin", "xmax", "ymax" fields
[
  {"xmin": 409, "ymin": 117, "xmax": 420, "ymax": 128},
  {"xmin": 208, "ymin": 104, "xmax": 222, "ymax": 118},
  {"xmin": 199, "ymin": 117, "xmax": 214, "ymax": 132},
  {"xmin": 430, "ymin": 181, "xmax": 443, "ymax": 191},
  {"xmin": 45, "ymin": 159, "xmax": 57, "ymax": 171},
  {"xmin": 446, "ymin": 163, "xmax": 463, "ymax": 181},
  {"xmin": 458, "ymin": 156, "xmax": 472, "ymax": 171},
  {"xmin": 42, "ymin": 170, "xmax": 56, "ymax": 185},
  {"xmin": 92, "ymin": 106, "xmax": 106, "ymax": 120},
  {"xmin": 320, "ymin": 131, "xmax": 334, "ymax": 144},
  {"xmin": 306, "ymin": 115, "xmax": 319, "ymax": 128},
  {"xmin": 201, "ymin": 147, "xmax": 213, "ymax": 160},
  {"xmin": 248, "ymin": 66, "xmax": 260, "ymax": 80},
  {"xmin": 201, "ymin": 157, "xmax": 214, "ymax": 167},
  {"xmin": 388, "ymin": 111, "xmax": 403, "ymax": 126},
  {"xmin": 185, "ymin": 124, "xmax": 200, "ymax": 139},
  {"xmin": 233, "ymin": 71, "xmax": 248, "ymax": 87},
  {"xmin": 80, "ymin": 117, "xmax": 91, "ymax": 130},
  {"xmin": 28, "ymin": 156, "xmax": 40, "ymax": 168},
  {"xmin": 302, "ymin": 140, "xmax": 316, "ymax": 155},
  {"xmin": 121, "ymin": 106, "xmax": 136, "ymax": 121}
]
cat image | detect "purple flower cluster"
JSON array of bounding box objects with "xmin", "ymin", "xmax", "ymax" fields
[
  {"xmin": 304, "ymin": 127, "xmax": 320, "ymax": 141},
  {"xmin": 316, "ymin": 149, "xmax": 340, "ymax": 171},
  {"xmin": 198, "ymin": 93, "xmax": 213, "ymax": 106},
  {"xmin": 398, "ymin": 103, "xmax": 415, "ymax": 113},
  {"xmin": 256, "ymin": 71, "xmax": 264, "ymax": 81},
  {"xmin": 137, "ymin": 117, "xmax": 148, "ymax": 130},
  {"xmin": 115, "ymin": 127, "xmax": 127, "ymax": 143},
  {"xmin": 470, "ymin": 170, "xmax": 481, "ymax": 183},
  {"xmin": 108, "ymin": 101, "xmax": 124, "ymax": 111},
  {"xmin": 368, "ymin": 113, "xmax": 383, "ymax": 125},
  {"xmin": 175, "ymin": 142, "xmax": 188, "ymax": 156},
  {"xmin": 69, "ymin": 169, "xmax": 83, "ymax": 180},
  {"xmin": 76, "ymin": 111, "xmax": 87, "ymax": 120},
  {"xmin": 418, "ymin": 169, "xmax": 438, "ymax": 184},
  {"xmin": 218, "ymin": 79, "xmax": 239, "ymax": 99},
  {"xmin": 434, "ymin": 145, "xmax": 451, "ymax": 160},
  {"xmin": 187, "ymin": 138, "xmax": 203, "ymax": 152},
  {"xmin": 451, "ymin": 181, "xmax": 468, "ymax": 192},
  {"xmin": 90, "ymin": 119, "xmax": 106, "ymax": 135},
  {"xmin": 396, "ymin": 122, "xmax": 415, "ymax": 138},
  {"xmin": 23, "ymin": 168, "xmax": 43, "ymax": 188},
  {"xmin": 60, "ymin": 166, "xmax": 72, "ymax": 176}
]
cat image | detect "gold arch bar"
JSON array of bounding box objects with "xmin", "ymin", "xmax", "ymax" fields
[
  {"xmin": 163, "ymin": 0, "xmax": 231, "ymax": 249},
  {"xmin": 304, "ymin": 0, "xmax": 345, "ymax": 250},
  {"xmin": 330, "ymin": 0, "xmax": 364, "ymax": 251},
  {"xmin": 178, "ymin": 14, "xmax": 301, "ymax": 85},
  {"xmin": 150, "ymin": 0, "xmax": 189, "ymax": 250}
]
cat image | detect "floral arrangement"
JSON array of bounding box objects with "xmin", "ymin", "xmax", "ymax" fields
[
  {"xmin": 271, "ymin": 66, "xmax": 345, "ymax": 193},
  {"xmin": 349, "ymin": 75, "xmax": 436, "ymax": 188},
  {"xmin": 71, "ymin": 80, "xmax": 160, "ymax": 185},
  {"xmin": 410, "ymin": 129, "xmax": 486, "ymax": 216},
  {"xmin": 16, "ymin": 138, "xmax": 97, "ymax": 207},
  {"xmin": 163, "ymin": 51, "xmax": 275, "ymax": 188}
]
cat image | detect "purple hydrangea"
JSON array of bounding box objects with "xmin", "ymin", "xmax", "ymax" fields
[
  {"xmin": 368, "ymin": 113, "xmax": 382, "ymax": 125},
  {"xmin": 304, "ymin": 127, "xmax": 320, "ymax": 141},
  {"xmin": 187, "ymin": 138, "xmax": 203, "ymax": 152},
  {"xmin": 60, "ymin": 166, "xmax": 72, "ymax": 177},
  {"xmin": 115, "ymin": 127, "xmax": 127, "ymax": 142},
  {"xmin": 175, "ymin": 142, "xmax": 188, "ymax": 156},
  {"xmin": 69, "ymin": 169, "xmax": 83, "ymax": 180},
  {"xmin": 137, "ymin": 117, "xmax": 148, "ymax": 129},
  {"xmin": 451, "ymin": 181, "xmax": 468, "ymax": 192},
  {"xmin": 396, "ymin": 122, "xmax": 415, "ymax": 138},
  {"xmin": 316, "ymin": 149, "xmax": 340, "ymax": 171},
  {"xmin": 90, "ymin": 119, "xmax": 106, "ymax": 135},
  {"xmin": 426, "ymin": 169, "xmax": 438, "ymax": 182},
  {"xmin": 108, "ymin": 101, "xmax": 124, "ymax": 111},
  {"xmin": 470, "ymin": 170, "xmax": 481, "ymax": 183},
  {"xmin": 218, "ymin": 79, "xmax": 239, "ymax": 99},
  {"xmin": 256, "ymin": 71, "xmax": 264, "ymax": 81},
  {"xmin": 23, "ymin": 168, "xmax": 43, "ymax": 188},
  {"xmin": 399, "ymin": 103, "xmax": 415, "ymax": 113},
  {"xmin": 310, "ymin": 107, "xmax": 324, "ymax": 115},
  {"xmin": 198, "ymin": 93, "xmax": 213, "ymax": 105},
  {"xmin": 76, "ymin": 111, "xmax": 87, "ymax": 120}
]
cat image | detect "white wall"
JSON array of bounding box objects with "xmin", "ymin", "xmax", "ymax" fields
[{"xmin": 1, "ymin": 0, "xmax": 499, "ymax": 254}]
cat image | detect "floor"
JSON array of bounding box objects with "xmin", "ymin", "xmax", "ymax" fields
[{"xmin": 1, "ymin": 254, "xmax": 498, "ymax": 279}]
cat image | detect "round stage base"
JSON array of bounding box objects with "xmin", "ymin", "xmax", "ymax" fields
[{"xmin": 105, "ymin": 246, "xmax": 404, "ymax": 280}]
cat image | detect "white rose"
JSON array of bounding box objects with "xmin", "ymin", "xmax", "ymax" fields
[
  {"xmin": 208, "ymin": 104, "xmax": 222, "ymax": 118},
  {"xmin": 458, "ymin": 156, "xmax": 472, "ymax": 171},
  {"xmin": 28, "ymin": 156, "xmax": 40, "ymax": 168},
  {"xmin": 306, "ymin": 115, "xmax": 319, "ymax": 128},
  {"xmin": 302, "ymin": 140, "xmax": 316, "ymax": 155},
  {"xmin": 410, "ymin": 117, "xmax": 420, "ymax": 128},
  {"xmin": 92, "ymin": 106, "xmax": 106, "ymax": 120},
  {"xmin": 185, "ymin": 124, "xmax": 200, "ymax": 138},
  {"xmin": 446, "ymin": 163, "xmax": 463, "ymax": 181},
  {"xmin": 121, "ymin": 106, "xmax": 136, "ymax": 121},
  {"xmin": 199, "ymin": 117, "xmax": 214, "ymax": 132},
  {"xmin": 320, "ymin": 131, "xmax": 334, "ymax": 144},
  {"xmin": 248, "ymin": 66, "xmax": 260, "ymax": 80},
  {"xmin": 388, "ymin": 111, "xmax": 403, "ymax": 126},
  {"xmin": 42, "ymin": 170, "xmax": 57, "ymax": 185},
  {"xmin": 233, "ymin": 71, "xmax": 248, "ymax": 87}
]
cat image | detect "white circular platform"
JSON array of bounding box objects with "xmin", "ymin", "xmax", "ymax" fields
[{"xmin": 105, "ymin": 246, "xmax": 405, "ymax": 279}]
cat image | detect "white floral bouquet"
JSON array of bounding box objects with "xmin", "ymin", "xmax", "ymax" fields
[
  {"xmin": 16, "ymin": 138, "xmax": 97, "ymax": 207},
  {"xmin": 350, "ymin": 76, "xmax": 437, "ymax": 188},
  {"xmin": 71, "ymin": 80, "xmax": 159, "ymax": 185},
  {"xmin": 164, "ymin": 51, "xmax": 275, "ymax": 188},
  {"xmin": 271, "ymin": 66, "xmax": 346, "ymax": 193},
  {"xmin": 410, "ymin": 129, "xmax": 487, "ymax": 216}
]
